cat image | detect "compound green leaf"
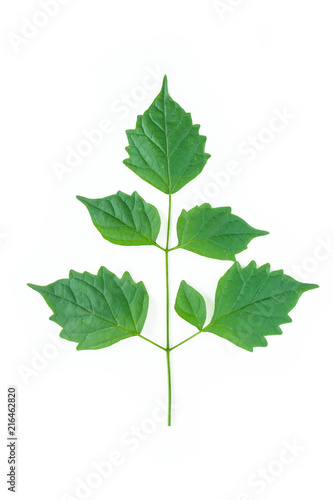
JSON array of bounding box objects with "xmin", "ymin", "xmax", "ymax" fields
[
  {"xmin": 175, "ymin": 280, "xmax": 206, "ymax": 330},
  {"xmin": 176, "ymin": 204, "xmax": 268, "ymax": 260},
  {"xmin": 28, "ymin": 267, "xmax": 149, "ymax": 350},
  {"xmin": 77, "ymin": 191, "xmax": 161, "ymax": 247},
  {"xmin": 123, "ymin": 76, "xmax": 210, "ymax": 194},
  {"xmin": 203, "ymin": 261, "xmax": 318, "ymax": 351}
]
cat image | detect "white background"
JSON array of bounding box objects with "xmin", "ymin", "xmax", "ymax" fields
[{"xmin": 1, "ymin": 1, "xmax": 332, "ymax": 499}]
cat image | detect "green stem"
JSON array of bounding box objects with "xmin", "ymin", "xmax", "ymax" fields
[
  {"xmin": 170, "ymin": 331, "xmax": 203, "ymax": 351},
  {"xmin": 166, "ymin": 349, "xmax": 172, "ymax": 425},
  {"xmin": 166, "ymin": 193, "xmax": 172, "ymax": 426}
]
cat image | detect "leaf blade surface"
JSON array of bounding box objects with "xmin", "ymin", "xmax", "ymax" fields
[
  {"xmin": 123, "ymin": 76, "xmax": 210, "ymax": 194},
  {"xmin": 175, "ymin": 280, "xmax": 206, "ymax": 329},
  {"xmin": 28, "ymin": 267, "xmax": 149, "ymax": 350},
  {"xmin": 176, "ymin": 204, "xmax": 268, "ymax": 260},
  {"xmin": 77, "ymin": 191, "xmax": 161, "ymax": 247},
  {"xmin": 203, "ymin": 261, "xmax": 318, "ymax": 351}
]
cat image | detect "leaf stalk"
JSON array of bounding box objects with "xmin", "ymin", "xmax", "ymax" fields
[
  {"xmin": 170, "ymin": 331, "xmax": 203, "ymax": 351},
  {"xmin": 139, "ymin": 335, "xmax": 166, "ymax": 351}
]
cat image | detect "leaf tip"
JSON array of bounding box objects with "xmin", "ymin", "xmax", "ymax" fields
[
  {"xmin": 162, "ymin": 75, "xmax": 168, "ymax": 93},
  {"xmin": 303, "ymin": 282, "xmax": 319, "ymax": 291},
  {"xmin": 77, "ymin": 195, "xmax": 89, "ymax": 206},
  {"xmin": 122, "ymin": 270, "xmax": 132, "ymax": 280},
  {"xmin": 27, "ymin": 283, "xmax": 40, "ymax": 292},
  {"xmin": 98, "ymin": 266, "xmax": 108, "ymax": 276},
  {"xmin": 68, "ymin": 270, "xmax": 78, "ymax": 281},
  {"xmin": 258, "ymin": 229, "xmax": 269, "ymax": 237}
]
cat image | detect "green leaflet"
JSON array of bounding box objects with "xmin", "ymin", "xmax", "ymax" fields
[
  {"xmin": 203, "ymin": 261, "xmax": 318, "ymax": 351},
  {"xmin": 176, "ymin": 204, "xmax": 268, "ymax": 260},
  {"xmin": 77, "ymin": 191, "xmax": 161, "ymax": 247},
  {"xmin": 123, "ymin": 76, "xmax": 210, "ymax": 194},
  {"xmin": 175, "ymin": 281, "xmax": 206, "ymax": 330},
  {"xmin": 28, "ymin": 267, "xmax": 149, "ymax": 350}
]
